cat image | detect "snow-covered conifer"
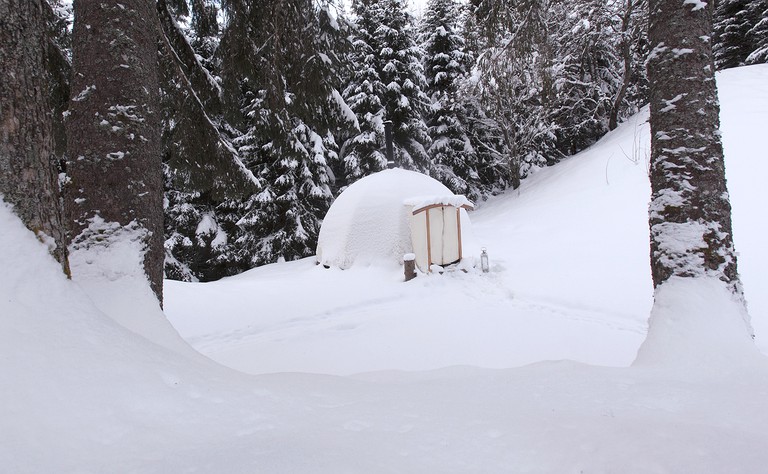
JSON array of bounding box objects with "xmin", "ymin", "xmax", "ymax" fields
[
  {"xmin": 158, "ymin": 0, "xmax": 259, "ymax": 281},
  {"xmin": 609, "ymin": 0, "xmax": 648, "ymax": 130},
  {"xmin": 714, "ymin": 0, "xmax": 763, "ymax": 69},
  {"xmin": 745, "ymin": 1, "xmax": 768, "ymax": 65},
  {"xmin": 341, "ymin": 0, "xmax": 388, "ymax": 184},
  {"xmin": 471, "ymin": 0, "xmax": 648, "ymax": 183},
  {"xmin": 342, "ymin": 0, "xmax": 431, "ymax": 182},
  {"xmin": 420, "ymin": 0, "xmax": 480, "ymax": 198},
  {"xmin": 219, "ymin": 1, "xmax": 356, "ymax": 266},
  {"xmin": 471, "ymin": 0, "xmax": 557, "ymax": 187},
  {"xmin": 548, "ymin": 0, "xmax": 620, "ymax": 155}
]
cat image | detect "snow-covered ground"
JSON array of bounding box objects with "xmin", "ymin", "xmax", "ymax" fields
[
  {"xmin": 2, "ymin": 65, "xmax": 768, "ymax": 473},
  {"xmin": 165, "ymin": 65, "xmax": 768, "ymax": 375}
]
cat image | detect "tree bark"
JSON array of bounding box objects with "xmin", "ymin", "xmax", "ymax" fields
[
  {"xmin": 66, "ymin": 0, "xmax": 164, "ymax": 301},
  {"xmin": 0, "ymin": 0, "xmax": 69, "ymax": 273},
  {"xmin": 647, "ymin": 0, "xmax": 740, "ymax": 290}
]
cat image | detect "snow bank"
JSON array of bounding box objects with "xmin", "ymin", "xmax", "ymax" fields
[
  {"xmin": 4, "ymin": 65, "xmax": 768, "ymax": 474},
  {"xmin": 634, "ymin": 277, "xmax": 761, "ymax": 369},
  {"xmin": 717, "ymin": 64, "xmax": 768, "ymax": 351},
  {"xmin": 0, "ymin": 200, "xmax": 246, "ymax": 472},
  {"xmin": 316, "ymin": 168, "xmax": 458, "ymax": 268},
  {"xmin": 68, "ymin": 216, "xmax": 194, "ymax": 355}
]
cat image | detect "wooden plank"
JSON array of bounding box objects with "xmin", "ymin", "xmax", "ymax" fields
[
  {"xmin": 412, "ymin": 203, "xmax": 474, "ymax": 215},
  {"xmin": 425, "ymin": 208, "xmax": 432, "ymax": 272},
  {"xmin": 456, "ymin": 207, "xmax": 463, "ymax": 260},
  {"xmin": 404, "ymin": 257, "xmax": 416, "ymax": 281}
]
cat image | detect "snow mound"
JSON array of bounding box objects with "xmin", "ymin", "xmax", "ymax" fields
[
  {"xmin": 316, "ymin": 168, "xmax": 462, "ymax": 268},
  {"xmin": 634, "ymin": 277, "xmax": 761, "ymax": 369},
  {"xmin": 0, "ymin": 200, "xmax": 241, "ymax": 471},
  {"xmin": 67, "ymin": 216, "xmax": 194, "ymax": 354}
]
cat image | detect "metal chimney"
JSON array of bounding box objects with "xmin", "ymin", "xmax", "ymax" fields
[{"xmin": 384, "ymin": 120, "xmax": 394, "ymax": 169}]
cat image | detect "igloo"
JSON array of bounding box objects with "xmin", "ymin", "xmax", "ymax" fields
[{"xmin": 316, "ymin": 169, "xmax": 473, "ymax": 272}]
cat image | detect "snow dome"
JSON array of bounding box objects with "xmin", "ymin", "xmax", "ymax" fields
[{"xmin": 316, "ymin": 169, "xmax": 474, "ymax": 270}]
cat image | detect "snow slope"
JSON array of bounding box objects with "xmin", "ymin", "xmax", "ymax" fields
[
  {"xmin": 166, "ymin": 65, "xmax": 768, "ymax": 375},
  {"xmin": 2, "ymin": 65, "xmax": 768, "ymax": 473}
]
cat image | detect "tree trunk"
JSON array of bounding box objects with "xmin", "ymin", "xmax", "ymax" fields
[
  {"xmin": 647, "ymin": 0, "xmax": 740, "ymax": 291},
  {"xmin": 0, "ymin": 0, "xmax": 69, "ymax": 273},
  {"xmin": 66, "ymin": 0, "xmax": 164, "ymax": 302}
]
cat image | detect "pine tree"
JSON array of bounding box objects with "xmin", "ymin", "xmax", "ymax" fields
[
  {"xmin": 342, "ymin": 0, "xmax": 431, "ymax": 181},
  {"xmin": 714, "ymin": 0, "xmax": 759, "ymax": 69},
  {"xmin": 376, "ymin": 0, "xmax": 432, "ymax": 172},
  {"xmin": 454, "ymin": 5, "xmax": 511, "ymax": 196},
  {"xmin": 158, "ymin": 0, "xmax": 259, "ymax": 281},
  {"xmin": 471, "ymin": 0, "xmax": 648, "ymax": 183},
  {"xmin": 191, "ymin": 0, "xmax": 219, "ymax": 41},
  {"xmin": 472, "ymin": 0, "xmax": 558, "ymax": 188},
  {"xmin": 65, "ymin": 0, "xmax": 164, "ymax": 301},
  {"xmin": 647, "ymin": 0, "xmax": 740, "ymax": 290},
  {"xmin": 341, "ymin": 0, "xmax": 387, "ymax": 183},
  {"xmin": 420, "ymin": 0, "xmax": 480, "ymax": 198},
  {"xmin": 219, "ymin": 1, "xmax": 355, "ymax": 266},
  {"xmin": 609, "ymin": 0, "xmax": 648, "ymax": 130},
  {"xmin": 457, "ymin": 84, "xmax": 512, "ymax": 195},
  {"xmin": 745, "ymin": 0, "xmax": 768, "ymax": 65},
  {"xmin": 517, "ymin": 0, "xmax": 647, "ymax": 156}
]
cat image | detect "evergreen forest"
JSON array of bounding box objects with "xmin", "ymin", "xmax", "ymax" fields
[{"xmin": 45, "ymin": 0, "xmax": 768, "ymax": 282}]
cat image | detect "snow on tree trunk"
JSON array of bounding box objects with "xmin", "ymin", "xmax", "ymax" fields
[
  {"xmin": 65, "ymin": 0, "xmax": 164, "ymax": 302},
  {"xmin": 647, "ymin": 0, "xmax": 740, "ymax": 290},
  {"xmin": 0, "ymin": 0, "xmax": 69, "ymax": 273}
]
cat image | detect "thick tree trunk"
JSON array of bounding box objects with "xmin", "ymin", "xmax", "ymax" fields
[
  {"xmin": 0, "ymin": 0, "xmax": 69, "ymax": 273},
  {"xmin": 66, "ymin": 0, "xmax": 164, "ymax": 301},
  {"xmin": 647, "ymin": 0, "xmax": 740, "ymax": 290}
]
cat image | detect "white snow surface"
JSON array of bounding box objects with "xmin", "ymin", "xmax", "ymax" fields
[{"xmin": 3, "ymin": 65, "xmax": 768, "ymax": 473}]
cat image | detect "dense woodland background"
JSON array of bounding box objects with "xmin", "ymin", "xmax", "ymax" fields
[{"xmin": 33, "ymin": 0, "xmax": 768, "ymax": 283}]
